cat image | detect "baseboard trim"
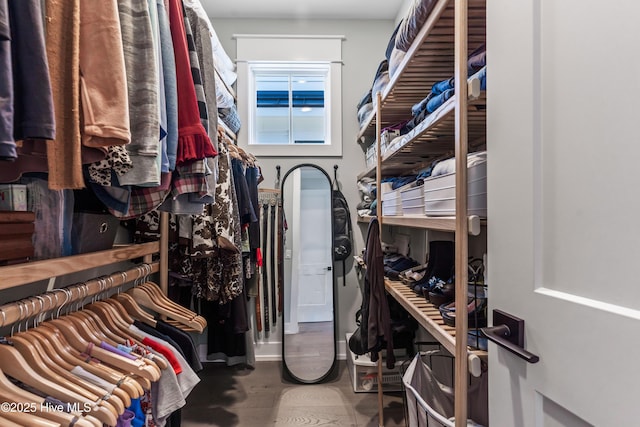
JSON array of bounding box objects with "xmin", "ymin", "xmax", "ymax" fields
[{"xmin": 252, "ymin": 340, "xmax": 347, "ymax": 361}]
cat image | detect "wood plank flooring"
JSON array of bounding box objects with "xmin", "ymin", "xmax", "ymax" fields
[{"xmin": 182, "ymin": 361, "xmax": 406, "ymax": 426}]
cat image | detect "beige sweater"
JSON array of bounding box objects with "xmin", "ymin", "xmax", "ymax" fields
[{"xmin": 79, "ymin": 0, "xmax": 131, "ymax": 148}]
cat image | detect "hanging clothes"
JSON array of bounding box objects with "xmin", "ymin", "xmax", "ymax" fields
[
  {"xmin": 166, "ymin": 0, "xmax": 215, "ymax": 165},
  {"xmin": 0, "ymin": 0, "xmax": 12, "ymax": 162},
  {"xmin": 184, "ymin": 0, "xmax": 219, "ymax": 187},
  {"xmin": 116, "ymin": 0, "xmax": 160, "ymax": 187},
  {"xmin": 182, "ymin": 7, "xmax": 209, "ymax": 135},
  {"xmin": 82, "ymin": 0, "xmax": 135, "ymax": 188},
  {"xmin": 148, "ymin": 0, "xmax": 170, "ymax": 175},
  {"xmin": 156, "ymin": 0, "xmax": 178, "ymax": 172},
  {"xmin": 44, "ymin": 0, "xmax": 84, "ymax": 189},
  {"xmin": 0, "ymin": 1, "xmax": 59, "ymax": 177},
  {"xmin": 365, "ymin": 217, "xmax": 396, "ymax": 369},
  {"xmin": 78, "ymin": 0, "xmax": 130, "ymax": 149}
]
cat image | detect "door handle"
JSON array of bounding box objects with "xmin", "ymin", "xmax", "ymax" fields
[
  {"xmin": 326, "ymin": 266, "xmax": 332, "ymax": 271},
  {"xmin": 480, "ymin": 309, "xmax": 540, "ymax": 364}
]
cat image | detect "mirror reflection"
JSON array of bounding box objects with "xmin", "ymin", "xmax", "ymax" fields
[{"xmin": 282, "ymin": 165, "xmax": 336, "ymax": 383}]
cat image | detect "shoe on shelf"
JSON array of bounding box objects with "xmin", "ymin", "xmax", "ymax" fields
[
  {"xmin": 428, "ymin": 282, "xmax": 455, "ymax": 306},
  {"xmin": 399, "ymin": 262, "xmax": 429, "ymax": 287},
  {"xmin": 439, "ymin": 298, "xmax": 487, "ymax": 328}
]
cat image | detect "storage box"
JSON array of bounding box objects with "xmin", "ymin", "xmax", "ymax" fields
[
  {"xmin": 0, "ymin": 184, "xmax": 27, "ymax": 211},
  {"xmin": 423, "ymin": 160, "xmax": 487, "ymax": 217},
  {"xmin": 365, "ymin": 144, "xmax": 378, "ymax": 168},
  {"xmin": 346, "ymin": 333, "xmax": 404, "ymax": 393},
  {"xmin": 70, "ymin": 213, "xmax": 120, "ymax": 255},
  {"xmin": 382, "ymin": 189, "xmax": 403, "ymax": 216},
  {"xmin": 400, "ymin": 185, "xmax": 424, "ymax": 215}
]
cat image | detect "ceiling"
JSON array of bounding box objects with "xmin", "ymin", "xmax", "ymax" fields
[{"xmin": 201, "ymin": 0, "xmax": 405, "ymax": 21}]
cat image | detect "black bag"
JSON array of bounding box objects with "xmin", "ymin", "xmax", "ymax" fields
[
  {"xmin": 332, "ymin": 168, "xmax": 352, "ymax": 262},
  {"xmin": 332, "ymin": 166, "xmax": 353, "ymax": 288},
  {"xmin": 348, "ymin": 309, "xmax": 369, "ymax": 355}
]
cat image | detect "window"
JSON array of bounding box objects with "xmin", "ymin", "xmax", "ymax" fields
[
  {"xmin": 251, "ymin": 64, "xmax": 329, "ymax": 146},
  {"xmin": 236, "ymin": 35, "xmax": 343, "ymax": 157}
]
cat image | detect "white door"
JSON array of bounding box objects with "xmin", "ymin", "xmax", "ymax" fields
[
  {"xmin": 297, "ymin": 184, "xmax": 333, "ymax": 322},
  {"xmin": 488, "ymin": 2, "xmax": 640, "ymax": 426}
]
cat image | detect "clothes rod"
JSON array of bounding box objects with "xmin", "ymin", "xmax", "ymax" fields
[{"xmin": 0, "ymin": 262, "xmax": 159, "ymax": 328}]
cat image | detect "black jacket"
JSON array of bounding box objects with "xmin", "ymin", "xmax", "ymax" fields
[{"xmin": 365, "ymin": 218, "xmax": 395, "ymax": 369}]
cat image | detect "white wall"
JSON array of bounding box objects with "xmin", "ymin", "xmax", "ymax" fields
[
  {"xmin": 211, "ymin": 17, "xmax": 395, "ymax": 358},
  {"xmin": 395, "ymin": 0, "xmax": 414, "ymax": 25}
]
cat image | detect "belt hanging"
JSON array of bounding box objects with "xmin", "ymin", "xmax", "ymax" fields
[
  {"xmin": 261, "ymin": 202, "xmax": 270, "ymax": 337},
  {"xmin": 269, "ymin": 200, "xmax": 277, "ymax": 325},
  {"xmin": 277, "ymin": 196, "xmax": 284, "ymax": 314}
]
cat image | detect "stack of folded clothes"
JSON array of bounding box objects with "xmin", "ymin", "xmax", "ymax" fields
[{"xmin": 405, "ymin": 44, "xmax": 487, "ymax": 134}]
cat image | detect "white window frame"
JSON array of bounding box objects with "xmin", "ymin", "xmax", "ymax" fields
[{"xmin": 235, "ymin": 34, "xmax": 344, "ymax": 157}]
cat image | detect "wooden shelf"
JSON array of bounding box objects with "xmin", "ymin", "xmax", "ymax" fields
[
  {"xmin": 357, "ymin": 0, "xmax": 486, "ymax": 144},
  {"xmin": 0, "ymin": 241, "xmax": 160, "ymax": 291},
  {"xmin": 385, "ymin": 279, "xmax": 486, "ymax": 368},
  {"xmin": 357, "ymin": 74, "xmax": 485, "ymax": 181},
  {"xmin": 358, "ymin": 214, "xmax": 483, "ymax": 235}
]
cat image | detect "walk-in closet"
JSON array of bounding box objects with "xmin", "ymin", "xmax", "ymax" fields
[{"xmin": 0, "ymin": 0, "xmax": 638, "ymax": 426}]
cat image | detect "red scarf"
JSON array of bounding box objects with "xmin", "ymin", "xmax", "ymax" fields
[{"xmin": 167, "ymin": 0, "xmax": 216, "ymax": 164}]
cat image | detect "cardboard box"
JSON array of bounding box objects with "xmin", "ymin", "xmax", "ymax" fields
[{"xmin": 0, "ymin": 185, "xmax": 27, "ymax": 211}]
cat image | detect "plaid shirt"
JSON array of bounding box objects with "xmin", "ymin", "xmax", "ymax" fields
[
  {"xmin": 171, "ymin": 159, "xmax": 210, "ymax": 198},
  {"xmin": 108, "ymin": 172, "xmax": 171, "ymax": 220}
]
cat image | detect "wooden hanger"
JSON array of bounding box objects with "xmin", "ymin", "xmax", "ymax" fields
[
  {"xmin": 73, "ymin": 283, "xmax": 131, "ymax": 344},
  {"xmin": 236, "ymin": 146, "xmax": 256, "ymax": 167},
  {"xmin": 85, "ymin": 301, "xmax": 170, "ymax": 371},
  {"xmin": 41, "ymin": 320, "xmax": 161, "ymax": 382},
  {"xmin": 86, "ymin": 300, "xmax": 141, "ymax": 340},
  {"xmin": 16, "ymin": 328, "xmax": 134, "ymax": 407},
  {"xmin": 25, "ymin": 308, "xmax": 146, "ymax": 395},
  {"xmin": 6, "ymin": 298, "xmax": 126, "ymax": 415},
  {"xmin": 0, "ymin": 343, "xmax": 117, "ymax": 426},
  {"xmin": 112, "ymin": 294, "xmax": 157, "ymax": 328},
  {"xmin": 10, "ymin": 334, "xmax": 127, "ymax": 414},
  {"xmin": 0, "ymin": 415, "xmax": 24, "ymax": 427},
  {"xmin": 128, "ymin": 267, "xmax": 205, "ymax": 330},
  {"xmin": 0, "ymin": 408, "xmax": 60, "ymax": 427},
  {"xmin": 227, "ymin": 143, "xmax": 243, "ymax": 161},
  {"xmin": 87, "ymin": 301, "xmax": 148, "ymax": 343},
  {"xmin": 163, "ymin": 320, "xmax": 201, "ymax": 333},
  {"xmin": 100, "ymin": 297, "xmax": 135, "ymax": 325},
  {"xmin": 126, "ymin": 287, "xmax": 204, "ymax": 333},
  {"xmin": 0, "ymin": 368, "xmax": 99, "ymax": 427},
  {"xmin": 27, "ymin": 327, "xmax": 147, "ymax": 396},
  {"xmin": 138, "ymin": 281, "xmax": 207, "ymax": 329}
]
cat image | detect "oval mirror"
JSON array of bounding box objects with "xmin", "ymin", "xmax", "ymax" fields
[{"xmin": 281, "ymin": 164, "xmax": 337, "ymax": 383}]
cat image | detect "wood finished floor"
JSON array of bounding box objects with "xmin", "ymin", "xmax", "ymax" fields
[{"xmin": 182, "ymin": 361, "xmax": 406, "ymax": 427}]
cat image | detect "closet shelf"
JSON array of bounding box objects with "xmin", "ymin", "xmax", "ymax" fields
[
  {"xmin": 356, "ymin": 0, "xmax": 486, "ymax": 144},
  {"xmin": 358, "ymin": 214, "xmax": 483, "ymax": 235},
  {"xmin": 385, "ymin": 279, "xmax": 486, "ymax": 375},
  {"xmin": 0, "ymin": 241, "xmax": 160, "ymax": 291},
  {"xmin": 357, "ymin": 77, "xmax": 486, "ymax": 181}
]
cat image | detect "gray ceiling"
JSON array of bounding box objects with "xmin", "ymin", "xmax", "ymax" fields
[{"xmin": 201, "ymin": 0, "xmax": 405, "ymax": 20}]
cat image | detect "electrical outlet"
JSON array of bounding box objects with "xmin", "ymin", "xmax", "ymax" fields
[{"xmin": 285, "ymin": 249, "xmax": 292, "ymax": 259}]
